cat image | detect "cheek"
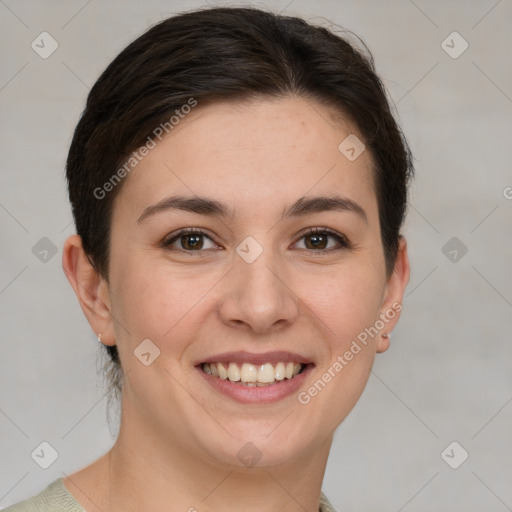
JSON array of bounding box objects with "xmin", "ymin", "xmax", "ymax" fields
[
  {"xmin": 295, "ymin": 264, "xmax": 384, "ymax": 416},
  {"xmin": 109, "ymin": 253, "xmax": 217, "ymax": 355},
  {"xmin": 300, "ymin": 263, "xmax": 384, "ymax": 343}
]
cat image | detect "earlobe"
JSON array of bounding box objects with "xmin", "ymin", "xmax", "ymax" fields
[
  {"xmin": 376, "ymin": 332, "xmax": 391, "ymax": 353},
  {"xmin": 62, "ymin": 234, "xmax": 115, "ymax": 345}
]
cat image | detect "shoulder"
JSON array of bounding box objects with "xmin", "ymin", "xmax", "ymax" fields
[
  {"xmin": 2, "ymin": 478, "xmax": 85, "ymax": 512},
  {"xmin": 319, "ymin": 490, "xmax": 339, "ymax": 512},
  {"xmin": 3, "ymin": 480, "xmax": 336, "ymax": 512}
]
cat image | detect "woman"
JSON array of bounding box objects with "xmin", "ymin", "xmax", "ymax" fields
[{"xmin": 5, "ymin": 5, "xmax": 412, "ymax": 511}]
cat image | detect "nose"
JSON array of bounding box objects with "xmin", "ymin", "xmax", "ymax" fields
[{"xmin": 218, "ymin": 245, "xmax": 299, "ymax": 334}]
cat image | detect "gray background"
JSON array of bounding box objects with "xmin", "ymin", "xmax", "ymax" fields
[{"xmin": 1, "ymin": 1, "xmax": 511, "ymax": 510}]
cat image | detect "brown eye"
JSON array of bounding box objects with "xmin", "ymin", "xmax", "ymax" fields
[
  {"xmin": 163, "ymin": 229, "xmax": 218, "ymax": 252},
  {"xmin": 304, "ymin": 233, "xmax": 329, "ymax": 250},
  {"xmin": 295, "ymin": 228, "xmax": 351, "ymax": 252},
  {"xmin": 178, "ymin": 233, "xmax": 204, "ymax": 250}
]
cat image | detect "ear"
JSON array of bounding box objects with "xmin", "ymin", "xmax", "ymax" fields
[
  {"xmin": 62, "ymin": 234, "xmax": 116, "ymax": 346},
  {"xmin": 376, "ymin": 236, "xmax": 410, "ymax": 353}
]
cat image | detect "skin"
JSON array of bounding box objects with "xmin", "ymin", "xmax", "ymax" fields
[{"xmin": 62, "ymin": 95, "xmax": 410, "ymax": 512}]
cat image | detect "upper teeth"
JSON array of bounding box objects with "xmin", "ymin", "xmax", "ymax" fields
[{"xmin": 202, "ymin": 362, "xmax": 303, "ymax": 384}]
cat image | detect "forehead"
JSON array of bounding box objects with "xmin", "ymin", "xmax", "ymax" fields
[{"xmin": 112, "ymin": 96, "xmax": 377, "ymax": 224}]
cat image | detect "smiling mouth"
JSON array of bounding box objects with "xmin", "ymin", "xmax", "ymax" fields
[{"xmin": 201, "ymin": 361, "xmax": 309, "ymax": 386}]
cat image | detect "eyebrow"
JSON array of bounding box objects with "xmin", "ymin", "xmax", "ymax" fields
[{"xmin": 136, "ymin": 194, "xmax": 368, "ymax": 225}]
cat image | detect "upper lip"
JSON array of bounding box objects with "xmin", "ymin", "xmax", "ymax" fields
[{"xmin": 195, "ymin": 351, "xmax": 313, "ymax": 366}]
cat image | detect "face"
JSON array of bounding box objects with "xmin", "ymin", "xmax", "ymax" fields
[{"xmin": 75, "ymin": 96, "xmax": 409, "ymax": 470}]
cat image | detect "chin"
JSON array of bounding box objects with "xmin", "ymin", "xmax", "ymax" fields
[{"xmin": 197, "ymin": 420, "xmax": 320, "ymax": 470}]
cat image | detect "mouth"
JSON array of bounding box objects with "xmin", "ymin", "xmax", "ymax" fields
[
  {"xmin": 194, "ymin": 352, "xmax": 314, "ymax": 404},
  {"xmin": 200, "ymin": 361, "xmax": 310, "ymax": 386}
]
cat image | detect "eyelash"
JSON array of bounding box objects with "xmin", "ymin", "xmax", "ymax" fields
[{"xmin": 161, "ymin": 227, "xmax": 353, "ymax": 254}]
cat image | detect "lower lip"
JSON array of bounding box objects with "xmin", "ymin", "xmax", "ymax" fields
[{"xmin": 196, "ymin": 365, "xmax": 314, "ymax": 404}]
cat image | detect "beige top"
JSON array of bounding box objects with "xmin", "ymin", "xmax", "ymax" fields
[{"xmin": 2, "ymin": 477, "xmax": 338, "ymax": 511}]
